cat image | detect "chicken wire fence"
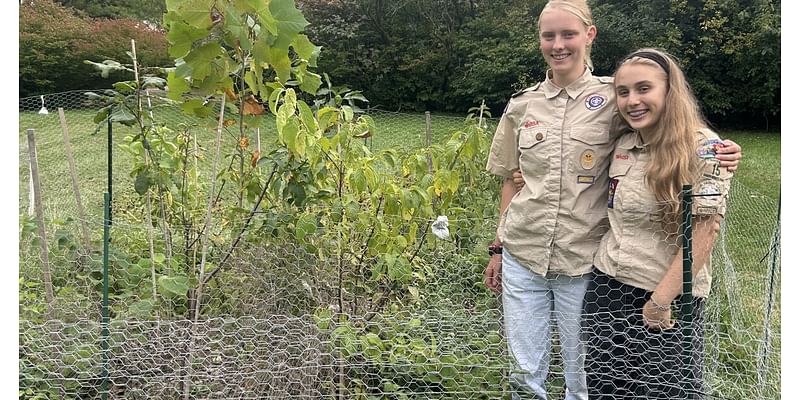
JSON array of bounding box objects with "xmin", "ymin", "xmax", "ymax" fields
[{"xmin": 19, "ymin": 91, "xmax": 779, "ymax": 399}]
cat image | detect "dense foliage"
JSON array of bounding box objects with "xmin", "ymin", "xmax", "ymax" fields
[
  {"xmin": 54, "ymin": 0, "xmax": 167, "ymax": 23},
  {"xmin": 22, "ymin": 0, "xmax": 780, "ymax": 128},
  {"xmin": 299, "ymin": 0, "xmax": 780, "ymax": 128},
  {"xmin": 19, "ymin": 0, "xmax": 171, "ymax": 97}
]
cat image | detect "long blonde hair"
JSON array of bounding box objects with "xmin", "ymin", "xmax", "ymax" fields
[
  {"xmin": 615, "ymin": 48, "xmax": 708, "ymax": 233},
  {"xmin": 538, "ymin": 0, "xmax": 595, "ymax": 70}
]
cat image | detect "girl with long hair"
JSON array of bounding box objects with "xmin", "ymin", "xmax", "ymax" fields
[{"xmin": 583, "ymin": 48, "xmax": 732, "ymax": 399}]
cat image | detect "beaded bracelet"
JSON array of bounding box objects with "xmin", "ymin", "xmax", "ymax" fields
[{"xmin": 648, "ymin": 297, "xmax": 671, "ymax": 312}]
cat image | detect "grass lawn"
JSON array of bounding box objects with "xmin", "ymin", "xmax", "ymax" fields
[{"xmin": 720, "ymin": 130, "xmax": 780, "ymax": 199}]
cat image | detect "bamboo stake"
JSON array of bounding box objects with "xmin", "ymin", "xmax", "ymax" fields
[
  {"xmin": 26, "ymin": 129, "xmax": 54, "ymax": 318},
  {"xmin": 131, "ymin": 39, "xmax": 160, "ymax": 310},
  {"xmin": 57, "ymin": 108, "xmax": 91, "ymax": 248},
  {"xmin": 27, "ymin": 162, "xmax": 34, "ymax": 216}
]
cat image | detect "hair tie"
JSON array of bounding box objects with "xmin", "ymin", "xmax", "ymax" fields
[{"xmin": 625, "ymin": 51, "xmax": 670, "ymax": 76}]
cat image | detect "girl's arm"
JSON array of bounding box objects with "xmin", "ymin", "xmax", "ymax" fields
[
  {"xmin": 642, "ymin": 214, "xmax": 721, "ymax": 330},
  {"xmin": 484, "ymin": 177, "xmax": 517, "ymax": 294}
]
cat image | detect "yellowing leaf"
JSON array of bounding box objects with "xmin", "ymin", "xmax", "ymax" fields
[
  {"xmin": 250, "ymin": 150, "xmax": 260, "ymax": 168},
  {"xmin": 224, "ymin": 87, "xmax": 238, "ymax": 101},
  {"xmin": 238, "ymin": 136, "xmax": 249, "ymax": 150}
]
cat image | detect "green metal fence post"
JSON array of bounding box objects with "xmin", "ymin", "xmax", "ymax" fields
[
  {"xmin": 681, "ymin": 185, "xmax": 694, "ymax": 399},
  {"xmin": 107, "ymin": 117, "xmax": 113, "ymax": 225},
  {"xmin": 102, "ymin": 192, "xmax": 110, "ymax": 400}
]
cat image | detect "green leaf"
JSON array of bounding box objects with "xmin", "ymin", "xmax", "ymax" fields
[
  {"xmin": 166, "ymin": 20, "xmax": 209, "ymax": 59},
  {"xmin": 167, "ymin": 71, "xmax": 190, "ymax": 100},
  {"xmin": 297, "ymin": 101, "xmax": 318, "ymax": 133},
  {"xmin": 158, "ymin": 275, "xmax": 189, "ymax": 297},
  {"xmin": 270, "ymin": 0, "xmax": 309, "ymax": 49},
  {"xmin": 298, "ymin": 69, "xmax": 322, "ymax": 95},
  {"xmin": 268, "ymin": 45, "xmax": 291, "ymax": 83},
  {"xmin": 93, "ymin": 106, "xmax": 111, "ymax": 124},
  {"xmin": 134, "ymin": 173, "xmax": 151, "ymax": 195},
  {"xmin": 223, "ymin": 3, "xmax": 250, "ymax": 51},
  {"xmin": 184, "ymin": 42, "xmax": 225, "ymax": 81},
  {"xmin": 110, "ymin": 107, "xmax": 137, "ymax": 126},
  {"xmin": 386, "ymin": 254, "xmax": 412, "ymax": 283},
  {"xmin": 295, "ymin": 213, "xmax": 318, "ymax": 241},
  {"xmin": 166, "ymin": 0, "xmax": 215, "ymax": 29},
  {"xmin": 129, "ymin": 300, "xmax": 154, "ymax": 319},
  {"xmin": 282, "ymin": 118, "xmax": 301, "ymax": 156},
  {"xmin": 84, "ymin": 60, "xmax": 131, "ymax": 78},
  {"xmin": 291, "ymin": 34, "xmax": 320, "ymax": 66},
  {"xmin": 342, "ymin": 105, "xmax": 354, "ymax": 122},
  {"xmin": 243, "ymin": 0, "xmax": 277, "ymax": 35},
  {"xmin": 317, "ymin": 107, "xmax": 339, "ymax": 131}
]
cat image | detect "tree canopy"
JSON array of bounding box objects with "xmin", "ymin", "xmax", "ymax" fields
[{"xmin": 22, "ymin": 0, "xmax": 780, "ymax": 128}]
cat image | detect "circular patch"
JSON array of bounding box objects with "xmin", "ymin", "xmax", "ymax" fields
[
  {"xmin": 585, "ymin": 94, "xmax": 607, "ymax": 111},
  {"xmin": 580, "ymin": 149, "xmax": 595, "ymax": 170}
]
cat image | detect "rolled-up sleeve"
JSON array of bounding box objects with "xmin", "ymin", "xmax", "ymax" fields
[{"xmin": 486, "ymin": 105, "xmax": 519, "ymax": 178}]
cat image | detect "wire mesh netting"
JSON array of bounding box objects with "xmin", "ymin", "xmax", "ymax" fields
[{"xmin": 19, "ymin": 91, "xmax": 779, "ymax": 399}]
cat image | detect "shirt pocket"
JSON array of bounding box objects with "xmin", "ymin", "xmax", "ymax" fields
[
  {"xmin": 569, "ymin": 124, "xmax": 611, "ymax": 173},
  {"xmin": 518, "ymin": 127, "xmax": 547, "ymax": 149},
  {"xmin": 517, "ymin": 127, "xmax": 549, "ymax": 179}
]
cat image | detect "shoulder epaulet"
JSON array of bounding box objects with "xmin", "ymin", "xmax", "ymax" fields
[
  {"xmin": 511, "ymin": 83, "xmax": 541, "ymax": 98},
  {"xmin": 598, "ymin": 76, "xmax": 614, "ymax": 84}
]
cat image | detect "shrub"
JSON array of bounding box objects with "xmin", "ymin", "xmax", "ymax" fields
[{"xmin": 20, "ymin": 0, "xmax": 171, "ymax": 98}]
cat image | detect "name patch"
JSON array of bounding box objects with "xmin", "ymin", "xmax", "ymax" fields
[{"xmin": 577, "ymin": 175, "xmax": 595, "ymax": 184}]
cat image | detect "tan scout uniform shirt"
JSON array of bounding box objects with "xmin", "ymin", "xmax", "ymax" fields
[
  {"xmin": 593, "ymin": 128, "xmax": 732, "ymax": 298},
  {"xmin": 486, "ymin": 68, "xmax": 628, "ymax": 276}
]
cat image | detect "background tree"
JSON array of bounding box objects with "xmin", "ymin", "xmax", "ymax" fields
[
  {"xmin": 21, "ymin": 0, "xmax": 780, "ymax": 129},
  {"xmin": 54, "ymin": 0, "xmax": 167, "ymax": 24},
  {"xmin": 20, "ymin": 0, "xmax": 172, "ymax": 98}
]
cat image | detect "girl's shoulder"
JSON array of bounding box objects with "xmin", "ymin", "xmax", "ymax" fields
[{"xmin": 593, "ymin": 75, "xmax": 614, "ymax": 84}]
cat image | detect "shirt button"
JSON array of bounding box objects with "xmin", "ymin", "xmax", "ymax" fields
[{"xmin": 535, "ymin": 133, "xmax": 543, "ymax": 141}]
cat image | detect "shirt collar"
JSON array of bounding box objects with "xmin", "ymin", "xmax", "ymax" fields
[
  {"xmin": 541, "ymin": 67, "xmax": 593, "ymax": 100},
  {"xmin": 617, "ymin": 131, "xmax": 649, "ymax": 151}
]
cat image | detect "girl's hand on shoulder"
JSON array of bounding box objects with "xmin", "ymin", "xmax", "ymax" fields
[{"xmin": 715, "ymin": 139, "xmax": 742, "ymax": 172}]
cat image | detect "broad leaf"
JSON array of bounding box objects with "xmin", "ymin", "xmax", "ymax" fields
[
  {"xmin": 134, "ymin": 173, "xmax": 151, "ymax": 195},
  {"xmin": 295, "ymin": 213, "xmax": 318, "ymax": 241},
  {"xmin": 158, "ymin": 275, "xmax": 189, "ymax": 297}
]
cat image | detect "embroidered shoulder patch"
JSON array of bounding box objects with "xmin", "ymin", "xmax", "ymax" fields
[
  {"xmin": 585, "ymin": 94, "xmax": 607, "ymax": 111},
  {"xmin": 696, "ymin": 139, "xmax": 724, "ymax": 159}
]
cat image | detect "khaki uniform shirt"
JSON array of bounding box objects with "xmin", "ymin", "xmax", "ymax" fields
[
  {"xmin": 486, "ymin": 68, "xmax": 628, "ymax": 276},
  {"xmin": 593, "ymin": 128, "xmax": 732, "ymax": 297}
]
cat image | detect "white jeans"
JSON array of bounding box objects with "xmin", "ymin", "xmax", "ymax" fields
[{"xmin": 501, "ymin": 251, "xmax": 589, "ymax": 400}]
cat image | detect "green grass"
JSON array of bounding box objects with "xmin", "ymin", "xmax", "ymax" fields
[{"xmin": 720, "ymin": 130, "xmax": 780, "ymax": 199}]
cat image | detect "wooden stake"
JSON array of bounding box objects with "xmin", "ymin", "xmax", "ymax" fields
[
  {"xmin": 58, "ymin": 108, "xmax": 91, "ymax": 248},
  {"xmin": 26, "ymin": 129, "xmax": 55, "ymax": 318}
]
